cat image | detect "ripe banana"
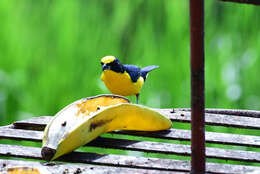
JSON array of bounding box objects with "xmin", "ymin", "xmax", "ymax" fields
[
  {"xmin": 41, "ymin": 94, "xmax": 172, "ymax": 161},
  {"xmin": 1, "ymin": 166, "xmax": 50, "ymax": 174}
]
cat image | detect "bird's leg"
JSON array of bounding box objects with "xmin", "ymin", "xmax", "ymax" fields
[{"xmin": 136, "ymin": 93, "xmax": 140, "ymax": 104}]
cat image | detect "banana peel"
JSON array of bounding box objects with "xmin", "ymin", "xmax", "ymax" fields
[
  {"xmin": 41, "ymin": 94, "xmax": 172, "ymax": 161},
  {"xmin": 2, "ymin": 166, "xmax": 50, "ymax": 174}
]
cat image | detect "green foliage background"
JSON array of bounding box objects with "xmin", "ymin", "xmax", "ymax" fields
[{"xmin": 0, "ymin": 0, "xmax": 260, "ymax": 126}]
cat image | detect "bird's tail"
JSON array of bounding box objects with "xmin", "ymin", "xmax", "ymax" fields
[{"xmin": 141, "ymin": 65, "xmax": 159, "ymax": 81}]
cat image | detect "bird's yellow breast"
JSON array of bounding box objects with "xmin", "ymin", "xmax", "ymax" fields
[{"xmin": 101, "ymin": 70, "xmax": 144, "ymax": 96}]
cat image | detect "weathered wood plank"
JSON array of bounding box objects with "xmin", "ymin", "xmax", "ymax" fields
[
  {"xmin": 0, "ymin": 144, "xmax": 260, "ymax": 174},
  {"xmin": 0, "ymin": 159, "xmax": 177, "ymax": 174},
  {"xmin": 2, "ymin": 124, "xmax": 260, "ymax": 148},
  {"xmin": 0, "ymin": 126, "xmax": 42, "ymax": 142},
  {"xmin": 100, "ymin": 127, "xmax": 259, "ymax": 149},
  {"xmin": 13, "ymin": 116, "xmax": 49, "ymax": 131},
  {"xmin": 1, "ymin": 127, "xmax": 260, "ymax": 163},
  {"xmin": 13, "ymin": 108, "xmax": 260, "ymax": 131},
  {"xmin": 113, "ymin": 129, "xmax": 260, "ymax": 148},
  {"xmin": 175, "ymin": 108, "xmax": 260, "ymax": 118},
  {"xmin": 88, "ymin": 138, "xmax": 260, "ymax": 163},
  {"xmin": 0, "ymin": 144, "xmax": 190, "ymax": 172},
  {"xmin": 160, "ymin": 110, "xmax": 260, "ymax": 129}
]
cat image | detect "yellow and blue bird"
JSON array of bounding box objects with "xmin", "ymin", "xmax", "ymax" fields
[{"xmin": 100, "ymin": 56, "xmax": 159, "ymax": 104}]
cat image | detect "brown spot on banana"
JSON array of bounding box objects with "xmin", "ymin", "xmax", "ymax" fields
[{"xmin": 89, "ymin": 119, "xmax": 112, "ymax": 132}]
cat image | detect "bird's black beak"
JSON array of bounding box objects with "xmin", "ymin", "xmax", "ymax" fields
[{"xmin": 102, "ymin": 64, "xmax": 110, "ymax": 71}]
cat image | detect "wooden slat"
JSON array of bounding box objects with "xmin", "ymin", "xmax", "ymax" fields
[
  {"xmin": 0, "ymin": 144, "xmax": 260, "ymax": 174},
  {"xmin": 160, "ymin": 110, "xmax": 260, "ymax": 129},
  {"xmin": 13, "ymin": 109, "xmax": 260, "ymax": 130},
  {"xmin": 13, "ymin": 116, "xmax": 49, "ymax": 131},
  {"xmin": 0, "ymin": 126, "xmax": 42, "ymax": 142},
  {"xmin": 0, "ymin": 144, "xmax": 190, "ymax": 172},
  {"xmin": 88, "ymin": 138, "xmax": 260, "ymax": 163},
  {"xmin": 1, "ymin": 127, "xmax": 260, "ymax": 163},
  {"xmin": 114, "ymin": 128, "xmax": 260, "ymax": 147},
  {"xmin": 0, "ymin": 159, "xmax": 177, "ymax": 174},
  {"xmin": 175, "ymin": 108, "xmax": 260, "ymax": 118},
  {"xmin": 4, "ymin": 120, "xmax": 260, "ymax": 148}
]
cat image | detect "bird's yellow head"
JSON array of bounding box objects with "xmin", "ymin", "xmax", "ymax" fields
[
  {"xmin": 100, "ymin": 56, "xmax": 124, "ymax": 73},
  {"xmin": 101, "ymin": 56, "xmax": 116, "ymax": 64}
]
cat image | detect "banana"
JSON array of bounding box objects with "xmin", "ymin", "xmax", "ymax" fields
[
  {"xmin": 1, "ymin": 166, "xmax": 50, "ymax": 174},
  {"xmin": 41, "ymin": 94, "xmax": 172, "ymax": 161}
]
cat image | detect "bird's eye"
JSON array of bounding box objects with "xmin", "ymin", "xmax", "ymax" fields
[
  {"xmin": 113, "ymin": 60, "xmax": 119, "ymax": 65},
  {"xmin": 101, "ymin": 62, "xmax": 104, "ymax": 65}
]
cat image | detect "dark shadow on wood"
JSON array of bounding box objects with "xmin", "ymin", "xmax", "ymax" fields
[{"xmin": 58, "ymin": 151, "xmax": 108, "ymax": 162}]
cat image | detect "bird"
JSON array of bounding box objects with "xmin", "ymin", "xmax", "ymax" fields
[{"xmin": 100, "ymin": 56, "xmax": 159, "ymax": 104}]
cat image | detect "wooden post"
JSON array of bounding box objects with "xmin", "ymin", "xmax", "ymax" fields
[{"xmin": 189, "ymin": 0, "xmax": 205, "ymax": 173}]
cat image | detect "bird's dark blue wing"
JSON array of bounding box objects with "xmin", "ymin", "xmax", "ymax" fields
[
  {"xmin": 124, "ymin": 65, "xmax": 141, "ymax": 83},
  {"xmin": 141, "ymin": 65, "xmax": 159, "ymax": 81}
]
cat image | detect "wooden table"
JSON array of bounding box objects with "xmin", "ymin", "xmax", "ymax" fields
[{"xmin": 0, "ymin": 109, "xmax": 260, "ymax": 173}]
